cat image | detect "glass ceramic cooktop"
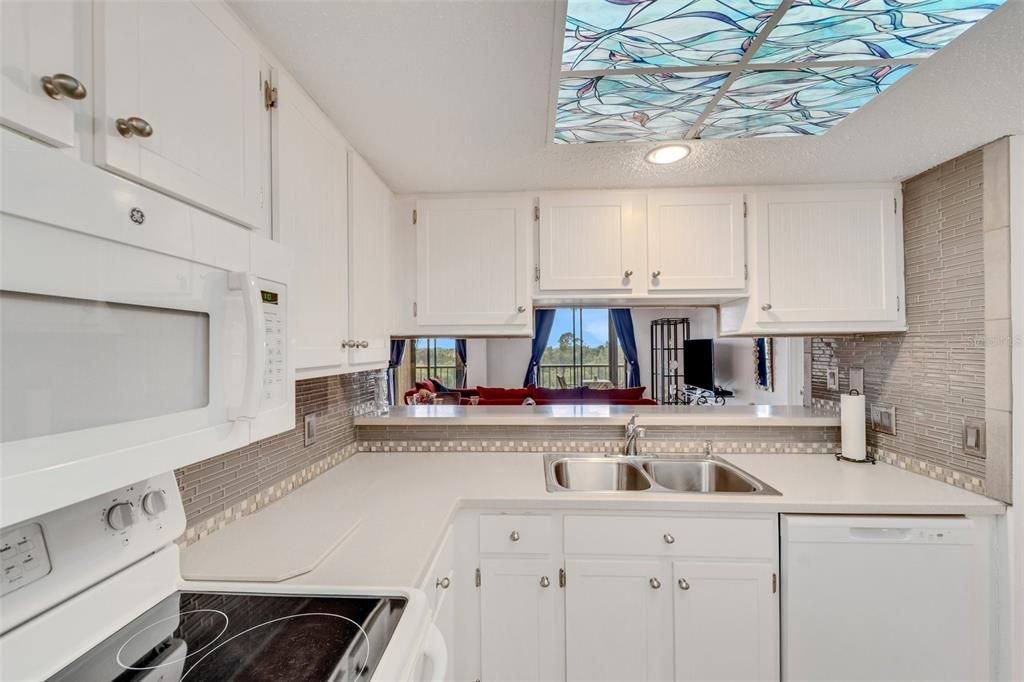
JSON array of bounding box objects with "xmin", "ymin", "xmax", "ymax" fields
[{"xmin": 49, "ymin": 591, "xmax": 407, "ymax": 682}]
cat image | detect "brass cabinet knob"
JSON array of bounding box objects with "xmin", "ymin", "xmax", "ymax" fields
[
  {"xmin": 358, "ymin": 340, "xmax": 369, "ymax": 348},
  {"xmin": 652, "ymin": 270, "xmax": 661, "ymax": 279},
  {"xmin": 340, "ymin": 340, "xmax": 350, "ymax": 349},
  {"xmin": 663, "ymin": 533, "xmax": 675, "ymax": 544},
  {"xmin": 624, "ymin": 270, "xmax": 633, "ymax": 278},
  {"xmin": 509, "ymin": 530, "xmax": 520, "ymax": 542},
  {"xmin": 116, "ymin": 116, "xmax": 153, "ymax": 139},
  {"xmin": 761, "ymin": 303, "xmax": 773, "ymax": 311},
  {"xmin": 435, "ymin": 576, "xmax": 450, "ymax": 589},
  {"xmin": 678, "ymin": 578, "xmax": 691, "ymax": 591},
  {"xmin": 540, "ymin": 576, "xmax": 550, "ymax": 588},
  {"xmin": 41, "ymin": 73, "xmax": 87, "ymax": 100},
  {"xmin": 650, "ymin": 577, "xmax": 662, "ymax": 589}
]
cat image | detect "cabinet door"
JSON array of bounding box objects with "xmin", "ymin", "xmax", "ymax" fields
[
  {"xmin": 415, "ymin": 197, "xmax": 531, "ymax": 327},
  {"xmin": 0, "ymin": 1, "xmax": 81, "ymax": 148},
  {"xmin": 480, "ymin": 557, "xmax": 563, "ymax": 682},
  {"xmin": 273, "ymin": 72, "xmax": 348, "ymax": 375},
  {"xmin": 564, "ymin": 559, "xmax": 673, "ymax": 682},
  {"xmin": 753, "ymin": 189, "xmax": 901, "ymax": 323},
  {"xmin": 347, "ymin": 152, "xmax": 392, "ymax": 367},
  {"xmin": 647, "ymin": 191, "xmax": 745, "ymax": 292},
  {"xmin": 95, "ymin": 0, "xmax": 271, "ymax": 233},
  {"xmin": 538, "ymin": 192, "xmax": 646, "ymax": 291},
  {"xmin": 673, "ymin": 561, "xmax": 778, "ymax": 682}
]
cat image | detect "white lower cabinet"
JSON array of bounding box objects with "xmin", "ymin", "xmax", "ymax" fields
[
  {"xmin": 672, "ymin": 561, "xmax": 778, "ymax": 682},
  {"xmin": 564, "ymin": 559, "xmax": 673, "ymax": 682},
  {"xmin": 463, "ymin": 512, "xmax": 779, "ymax": 682},
  {"xmin": 479, "ymin": 557, "xmax": 564, "ymax": 682}
]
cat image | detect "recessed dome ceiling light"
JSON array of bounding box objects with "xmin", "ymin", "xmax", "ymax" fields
[{"xmin": 645, "ymin": 144, "xmax": 691, "ymax": 165}]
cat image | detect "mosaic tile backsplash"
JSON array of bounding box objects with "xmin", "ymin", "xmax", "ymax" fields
[
  {"xmin": 809, "ymin": 139, "xmax": 1013, "ymax": 502},
  {"xmin": 175, "ymin": 371, "xmax": 384, "ymax": 546}
]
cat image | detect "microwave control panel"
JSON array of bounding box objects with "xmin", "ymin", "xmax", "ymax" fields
[
  {"xmin": 261, "ymin": 287, "xmax": 286, "ymax": 406},
  {"xmin": 0, "ymin": 523, "xmax": 51, "ymax": 596}
]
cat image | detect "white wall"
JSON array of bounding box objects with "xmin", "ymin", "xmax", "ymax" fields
[{"xmin": 478, "ymin": 306, "xmax": 804, "ymax": 405}]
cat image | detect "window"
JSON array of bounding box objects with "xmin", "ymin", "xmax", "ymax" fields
[
  {"xmin": 412, "ymin": 338, "xmax": 464, "ymax": 389},
  {"xmin": 538, "ymin": 308, "xmax": 626, "ymax": 389}
]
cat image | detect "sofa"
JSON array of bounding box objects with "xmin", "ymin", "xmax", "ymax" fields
[{"xmin": 474, "ymin": 385, "xmax": 656, "ymax": 406}]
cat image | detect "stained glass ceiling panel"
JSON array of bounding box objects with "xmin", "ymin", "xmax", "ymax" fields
[
  {"xmin": 563, "ymin": 0, "xmax": 783, "ymax": 71},
  {"xmin": 699, "ymin": 64, "xmax": 914, "ymax": 138},
  {"xmin": 749, "ymin": 0, "xmax": 1008, "ymax": 63},
  {"xmin": 555, "ymin": 71, "xmax": 729, "ymax": 143}
]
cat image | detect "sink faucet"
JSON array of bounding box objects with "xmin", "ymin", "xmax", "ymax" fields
[{"xmin": 623, "ymin": 414, "xmax": 646, "ymax": 456}]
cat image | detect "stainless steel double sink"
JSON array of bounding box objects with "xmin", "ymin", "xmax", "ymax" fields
[{"xmin": 544, "ymin": 453, "xmax": 780, "ymax": 495}]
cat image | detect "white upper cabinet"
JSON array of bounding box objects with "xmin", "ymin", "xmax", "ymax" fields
[
  {"xmin": 673, "ymin": 561, "xmax": 778, "ymax": 682},
  {"xmin": 414, "ymin": 197, "xmax": 532, "ymax": 329},
  {"xmin": 1, "ymin": 1, "xmax": 83, "ymax": 149},
  {"xmin": 273, "ymin": 71, "xmax": 349, "ymax": 377},
  {"xmin": 538, "ymin": 192, "xmax": 646, "ymax": 292},
  {"xmin": 647, "ymin": 191, "xmax": 746, "ymax": 293},
  {"xmin": 94, "ymin": 0, "xmax": 271, "ymax": 234},
  {"xmin": 753, "ymin": 188, "xmax": 903, "ymax": 324},
  {"xmin": 347, "ymin": 152, "xmax": 392, "ymax": 368}
]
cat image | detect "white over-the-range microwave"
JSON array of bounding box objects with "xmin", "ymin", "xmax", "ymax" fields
[{"xmin": 0, "ymin": 130, "xmax": 295, "ymax": 526}]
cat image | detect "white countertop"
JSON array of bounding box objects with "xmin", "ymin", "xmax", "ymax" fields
[
  {"xmin": 355, "ymin": 404, "xmax": 841, "ymax": 427},
  {"xmin": 180, "ymin": 451, "xmax": 1004, "ymax": 590}
]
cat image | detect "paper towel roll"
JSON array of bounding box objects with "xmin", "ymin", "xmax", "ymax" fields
[{"xmin": 841, "ymin": 394, "xmax": 867, "ymax": 461}]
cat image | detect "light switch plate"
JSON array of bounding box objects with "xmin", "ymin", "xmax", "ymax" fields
[
  {"xmin": 849, "ymin": 367, "xmax": 864, "ymax": 396},
  {"xmin": 870, "ymin": 403, "xmax": 896, "ymax": 435},
  {"xmin": 304, "ymin": 413, "xmax": 317, "ymax": 447},
  {"xmin": 963, "ymin": 418, "xmax": 985, "ymax": 457}
]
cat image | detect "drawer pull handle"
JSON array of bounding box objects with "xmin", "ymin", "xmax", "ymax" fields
[
  {"xmin": 663, "ymin": 533, "xmax": 675, "ymax": 544},
  {"xmin": 678, "ymin": 578, "xmax": 690, "ymax": 591},
  {"xmin": 649, "ymin": 577, "xmax": 661, "ymax": 589},
  {"xmin": 540, "ymin": 576, "xmax": 550, "ymax": 588},
  {"xmin": 509, "ymin": 530, "xmax": 520, "ymax": 542},
  {"xmin": 435, "ymin": 576, "xmax": 450, "ymax": 589}
]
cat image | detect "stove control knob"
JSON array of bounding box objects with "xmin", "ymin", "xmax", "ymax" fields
[
  {"xmin": 106, "ymin": 502, "xmax": 136, "ymax": 531},
  {"xmin": 142, "ymin": 490, "xmax": 167, "ymax": 516}
]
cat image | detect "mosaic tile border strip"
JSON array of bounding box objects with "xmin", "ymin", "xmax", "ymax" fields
[
  {"xmin": 357, "ymin": 439, "xmax": 839, "ymax": 456},
  {"xmin": 178, "ymin": 442, "xmax": 359, "ymax": 548},
  {"xmin": 871, "ymin": 446, "xmax": 986, "ymax": 495}
]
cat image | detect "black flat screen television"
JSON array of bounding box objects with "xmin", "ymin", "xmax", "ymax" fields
[{"xmin": 683, "ymin": 339, "xmax": 715, "ymax": 391}]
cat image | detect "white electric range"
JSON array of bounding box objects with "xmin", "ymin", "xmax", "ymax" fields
[{"xmin": 0, "ymin": 473, "xmax": 445, "ymax": 681}]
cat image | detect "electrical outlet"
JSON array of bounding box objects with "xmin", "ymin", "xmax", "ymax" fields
[
  {"xmin": 826, "ymin": 367, "xmax": 840, "ymax": 391},
  {"xmin": 963, "ymin": 418, "xmax": 985, "ymax": 456},
  {"xmin": 870, "ymin": 403, "xmax": 896, "ymax": 435},
  {"xmin": 304, "ymin": 413, "xmax": 317, "ymax": 447},
  {"xmin": 849, "ymin": 367, "xmax": 864, "ymax": 395}
]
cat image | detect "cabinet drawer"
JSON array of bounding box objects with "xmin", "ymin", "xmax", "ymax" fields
[
  {"xmin": 421, "ymin": 526, "xmax": 454, "ymax": 612},
  {"xmin": 564, "ymin": 515, "xmax": 776, "ymax": 559},
  {"xmin": 479, "ymin": 514, "xmax": 554, "ymax": 554}
]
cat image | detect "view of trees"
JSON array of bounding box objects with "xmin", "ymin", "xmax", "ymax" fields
[{"xmin": 538, "ymin": 309, "xmax": 625, "ymax": 388}]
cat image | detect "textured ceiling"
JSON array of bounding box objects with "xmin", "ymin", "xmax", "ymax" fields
[{"xmin": 230, "ymin": 0, "xmax": 1024, "ymax": 194}]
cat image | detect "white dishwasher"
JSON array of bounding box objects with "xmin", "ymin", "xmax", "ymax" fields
[{"xmin": 781, "ymin": 515, "xmax": 988, "ymax": 682}]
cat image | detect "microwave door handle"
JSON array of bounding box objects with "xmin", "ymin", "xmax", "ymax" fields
[{"xmin": 228, "ymin": 272, "xmax": 265, "ymax": 421}]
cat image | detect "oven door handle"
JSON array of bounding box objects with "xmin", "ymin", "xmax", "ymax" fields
[
  {"xmin": 228, "ymin": 272, "xmax": 264, "ymax": 421},
  {"xmin": 420, "ymin": 623, "xmax": 448, "ymax": 682}
]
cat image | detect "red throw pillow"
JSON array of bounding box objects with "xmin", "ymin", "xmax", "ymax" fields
[
  {"xmin": 415, "ymin": 379, "xmax": 438, "ymax": 393},
  {"xmin": 477, "ymin": 385, "xmax": 532, "ymax": 400}
]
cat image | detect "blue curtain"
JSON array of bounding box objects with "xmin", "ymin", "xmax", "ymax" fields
[
  {"xmin": 523, "ymin": 309, "xmax": 557, "ymax": 387},
  {"xmin": 610, "ymin": 309, "xmax": 641, "ymax": 388},
  {"xmin": 387, "ymin": 339, "xmax": 407, "ymax": 404},
  {"xmin": 455, "ymin": 339, "xmax": 468, "ymax": 388}
]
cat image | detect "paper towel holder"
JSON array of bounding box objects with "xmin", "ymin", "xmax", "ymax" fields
[{"xmin": 836, "ymin": 388, "xmax": 876, "ymax": 464}]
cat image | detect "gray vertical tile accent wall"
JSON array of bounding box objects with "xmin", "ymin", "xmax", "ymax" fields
[
  {"xmin": 810, "ymin": 140, "xmax": 1013, "ymax": 501},
  {"xmin": 175, "ymin": 370, "xmax": 383, "ymax": 544}
]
